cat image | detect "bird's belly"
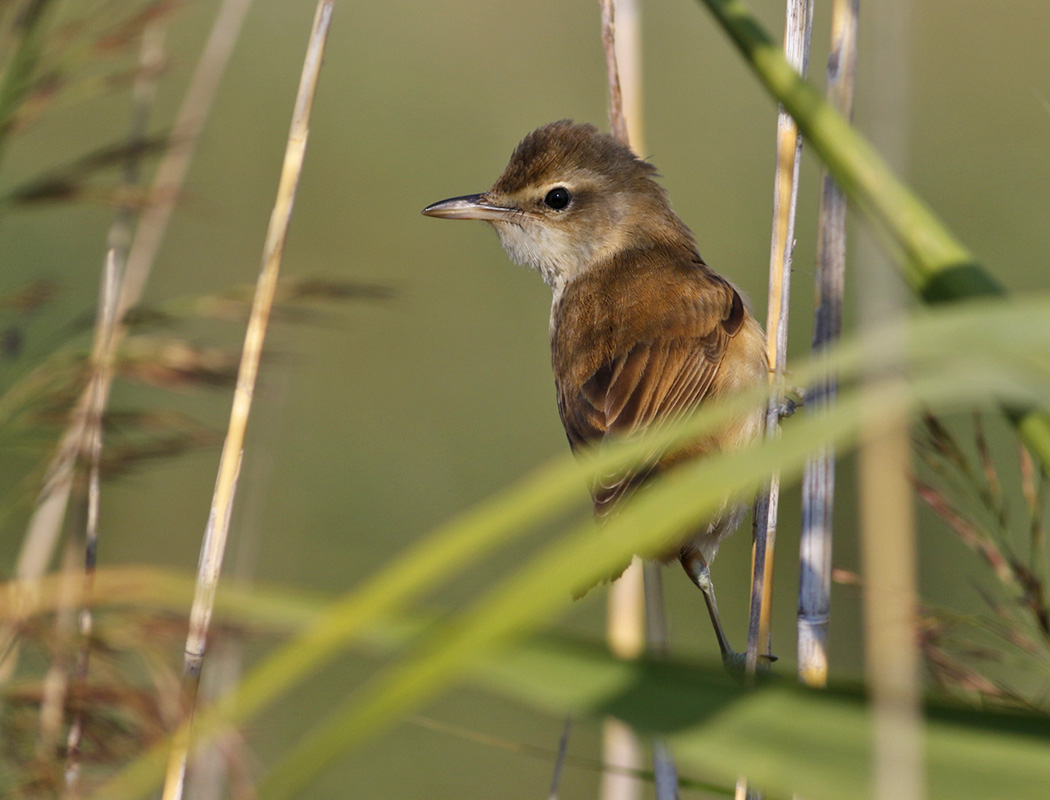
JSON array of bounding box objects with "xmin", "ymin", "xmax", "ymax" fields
[{"xmin": 657, "ymin": 500, "xmax": 749, "ymax": 567}]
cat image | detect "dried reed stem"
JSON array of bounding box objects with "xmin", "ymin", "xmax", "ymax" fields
[
  {"xmin": 35, "ymin": 540, "xmax": 81, "ymax": 763},
  {"xmin": 600, "ymin": 2, "xmax": 645, "ymax": 796},
  {"xmin": 160, "ymin": 3, "xmax": 333, "ymax": 798},
  {"xmin": 601, "ymin": 4, "xmax": 668, "ymax": 800},
  {"xmin": 797, "ymin": 0, "xmax": 857, "ymax": 689},
  {"xmin": 600, "ymin": 3, "xmax": 645, "ymax": 676},
  {"xmin": 601, "ymin": 0, "xmax": 629, "ymax": 147},
  {"xmin": 612, "ymin": 0, "xmax": 644, "ymax": 152},
  {"xmin": 746, "ymin": 0, "xmax": 813, "ymax": 677},
  {"xmin": 62, "ymin": 30, "xmax": 166, "ymax": 793}
]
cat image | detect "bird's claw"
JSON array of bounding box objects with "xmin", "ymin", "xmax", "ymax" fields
[{"xmin": 777, "ymin": 394, "xmax": 802, "ymax": 420}]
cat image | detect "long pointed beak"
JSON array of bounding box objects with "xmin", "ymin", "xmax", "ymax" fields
[{"xmin": 421, "ymin": 193, "xmax": 517, "ymax": 221}]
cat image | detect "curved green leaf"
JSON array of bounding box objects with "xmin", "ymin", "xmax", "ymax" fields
[
  {"xmin": 95, "ymin": 297, "xmax": 1050, "ymax": 799},
  {"xmin": 475, "ymin": 636, "xmax": 1050, "ymax": 800}
]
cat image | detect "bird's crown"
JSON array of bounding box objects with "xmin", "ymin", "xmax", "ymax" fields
[{"xmin": 492, "ymin": 120, "xmax": 657, "ymax": 196}]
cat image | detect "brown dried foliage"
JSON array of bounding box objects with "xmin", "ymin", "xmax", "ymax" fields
[{"xmin": 914, "ymin": 412, "xmax": 1050, "ymax": 710}]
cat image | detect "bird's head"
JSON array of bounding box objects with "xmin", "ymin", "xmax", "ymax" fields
[{"xmin": 423, "ymin": 120, "xmax": 691, "ymax": 295}]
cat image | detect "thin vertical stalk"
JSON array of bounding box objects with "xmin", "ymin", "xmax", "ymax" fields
[
  {"xmin": 603, "ymin": 3, "xmax": 681, "ymax": 798},
  {"xmin": 856, "ymin": 2, "xmax": 922, "ymax": 797},
  {"xmin": 159, "ymin": 3, "xmax": 333, "ymax": 799},
  {"xmin": 35, "ymin": 540, "xmax": 81, "ymax": 763},
  {"xmin": 600, "ymin": 4, "xmax": 647, "ymax": 800},
  {"xmin": 746, "ymin": 0, "xmax": 813, "ymax": 677},
  {"xmin": 643, "ymin": 561, "xmax": 680, "ymax": 800},
  {"xmin": 546, "ymin": 716, "xmax": 573, "ymax": 800},
  {"xmin": 797, "ymin": 0, "xmax": 858, "ymax": 689},
  {"xmin": 600, "ymin": 718, "xmax": 644, "ymax": 800},
  {"xmin": 601, "ymin": 0, "xmax": 629, "ymax": 147},
  {"xmin": 185, "ymin": 375, "xmax": 285, "ymax": 800},
  {"xmin": 612, "ymin": 0, "xmax": 644, "ymax": 154},
  {"xmin": 859, "ymin": 384, "xmax": 922, "ymax": 800},
  {"xmin": 620, "ymin": 0, "xmax": 679, "ymax": 787},
  {"xmin": 63, "ymin": 30, "xmax": 166, "ymax": 793}
]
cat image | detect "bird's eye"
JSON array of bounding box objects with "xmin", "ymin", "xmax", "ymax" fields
[{"xmin": 543, "ymin": 187, "xmax": 572, "ymax": 210}]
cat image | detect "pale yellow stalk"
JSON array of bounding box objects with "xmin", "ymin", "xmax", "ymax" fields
[
  {"xmin": 599, "ymin": 3, "xmax": 650, "ymax": 800},
  {"xmin": 160, "ymin": 4, "xmax": 334, "ymax": 798},
  {"xmin": 747, "ymin": 0, "xmax": 813, "ymax": 677}
]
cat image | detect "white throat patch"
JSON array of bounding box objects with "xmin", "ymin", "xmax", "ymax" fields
[
  {"xmin": 492, "ymin": 218, "xmax": 627, "ymax": 303},
  {"xmin": 492, "ymin": 220, "xmax": 577, "ymax": 298}
]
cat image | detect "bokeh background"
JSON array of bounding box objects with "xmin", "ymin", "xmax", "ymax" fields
[{"xmin": 2, "ymin": 0, "xmax": 1050, "ymax": 796}]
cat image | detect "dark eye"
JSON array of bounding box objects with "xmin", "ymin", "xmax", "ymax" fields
[{"xmin": 543, "ymin": 187, "xmax": 572, "ymax": 210}]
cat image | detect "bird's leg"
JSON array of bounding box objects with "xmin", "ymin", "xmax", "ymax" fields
[
  {"xmin": 681, "ymin": 551, "xmax": 778, "ymax": 675},
  {"xmin": 679, "ymin": 551, "xmax": 740, "ymax": 670}
]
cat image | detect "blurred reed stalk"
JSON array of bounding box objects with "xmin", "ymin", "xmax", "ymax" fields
[
  {"xmin": 599, "ymin": 4, "xmax": 650, "ymax": 800},
  {"xmin": 857, "ymin": 2, "xmax": 922, "ymax": 797},
  {"xmin": 641, "ymin": 562, "xmax": 679, "ymax": 800},
  {"xmin": 61, "ymin": 28, "xmax": 167, "ymax": 794},
  {"xmin": 8, "ymin": 0, "xmax": 255, "ymax": 624},
  {"xmin": 546, "ymin": 716, "xmax": 572, "ymax": 800},
  {"xmin": 0, "ymin": 0, "xmax": 74, "ymax": 673},
  {"xmin": 858, "ymin": 363, "xmax": 922, "ymax": 800},
  {"xmin": 0, "ymin": 2, "xmax": 255, "ymax": 780},
  {"xmin": 159, "ymin": 3, "xmax": 334, "ymax": 798},
  {"xmin": 797, "ymin": 0, "xmax": 858, "ymax": 689},
  {"xmin": 746, "ymin": 0, "xmax": 813, "ymax": 677},
  {"xmin": 608, "ymin": 3, "xmax": 681, "ymax": 795}
]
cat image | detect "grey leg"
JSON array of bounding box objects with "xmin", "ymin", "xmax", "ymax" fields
[
  {"xmin": 680, "ymin": 550, "xmax": 739, "ymax": 667},
  {"xmin": 680, "ymin": 550, "xmax": 777, "ymax": 673}
]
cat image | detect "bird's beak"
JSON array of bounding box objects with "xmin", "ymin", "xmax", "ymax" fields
[{"xmin": 421, "ymin": 193, "xmax": 517, "ymax": 221}]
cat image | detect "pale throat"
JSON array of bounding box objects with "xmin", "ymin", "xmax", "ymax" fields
[{"xmin": 491, "ymin": 219, "xmax": 628, "ymax": 302}]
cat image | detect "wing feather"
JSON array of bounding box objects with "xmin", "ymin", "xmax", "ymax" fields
[
  {"xmin": 587, "ymin": 333, "xmax": 730, "ymax": 513},
  {"xmin": 551, "ymin": 245, "xmax": 749, "ymax": 516}
]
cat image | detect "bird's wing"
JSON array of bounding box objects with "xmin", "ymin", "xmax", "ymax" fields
[{"xmin": 571, "ymin": 285, "xmax": 746, "ymax": 515}]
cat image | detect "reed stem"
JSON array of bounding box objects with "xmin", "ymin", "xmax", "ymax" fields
[
  {"xmin": 601, "ymin": 4, "xmax": 651, "ymax": 799},
  {"xmin": 160, "ymin": 4, "xmax": 333, "ymax": 798},
  {"xmin": 797, "ymin": 0, "xmax": 858, "ymax": 689},
  {"xmin": 747, "ymin": 0, "xmax": 813, "ymax": 678}
]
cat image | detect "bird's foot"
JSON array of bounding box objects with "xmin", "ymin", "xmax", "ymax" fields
[{"xmin": 777, "ymin": 390, "xmax": 804, "ymax": 420}]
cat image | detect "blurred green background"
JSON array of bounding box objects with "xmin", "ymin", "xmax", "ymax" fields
[{"xmin": 2, "ymin": 0, "xmax": 1050, "ymax": 796}]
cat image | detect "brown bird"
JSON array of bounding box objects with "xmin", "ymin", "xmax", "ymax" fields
[{"xmin": 423, "ymin": 120, "xmax": 766, "ymax": 665}]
